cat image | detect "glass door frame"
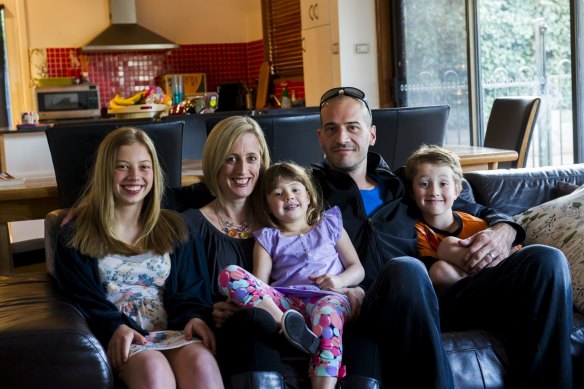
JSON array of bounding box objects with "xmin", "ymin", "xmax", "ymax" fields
[{"xmin": 573, "ymin": 0, "xmax": 584, "ymax": 162}]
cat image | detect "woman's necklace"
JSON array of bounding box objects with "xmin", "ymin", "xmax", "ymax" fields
[{"xmin": 215, "ymin": 202, "xmax": 252, "ymax": 239}]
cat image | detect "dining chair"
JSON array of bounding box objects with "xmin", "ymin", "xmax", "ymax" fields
[
  {"xmin": 371, "ymin": 105, "xmax": 450, "ymax": 169},
  {"xmin": 483, "ymin": 96, "xmax": 541, "ymax": 168}
]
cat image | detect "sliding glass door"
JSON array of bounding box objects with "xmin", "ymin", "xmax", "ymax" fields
[
  {"xmin": 394, "ymin": 0, "xmax": 573, "ymax": 166},
  {"xmin": 394, "ymin": 0, "xmax": 470, "ymax": 146},
  {"xmin": 479, "ymin": 0, "xmax": 572, "ymax": 165}
]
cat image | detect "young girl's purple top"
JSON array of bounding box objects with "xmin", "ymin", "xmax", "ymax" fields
[{"xmin": 254, "ymin": 206, "xmax": 345, "ymax": 288}]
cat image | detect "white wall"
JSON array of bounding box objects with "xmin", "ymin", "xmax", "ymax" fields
[
  {"xmin": 25, "ymin": 0, "xmax": 263, "ymax": 47},
  {"xmin": 138, "ymin": 0, "xmax": 263, "ymax": 44},
  {"xmin": 337, "ymin": 0, "xmax": 379, "ymax": 108}
]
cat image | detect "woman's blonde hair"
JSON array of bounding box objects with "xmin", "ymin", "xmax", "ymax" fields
[
  {"xmin": 404, "ymin": 144, "xmax": 464, "ymax": 189},
  {"xmin": 202, "ymin": 116, "xmax": 270, "ymax": 205},
  {"xmin": 254, "ymin": 162, "xmax": 323, "ymax": 229},
  {"xmin": 70, "ymin": 127, "xmax": 187, "ymax": 258}
]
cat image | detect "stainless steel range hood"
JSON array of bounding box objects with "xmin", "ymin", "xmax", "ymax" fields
[{"xmin": 82, "ymin": 0, "xmax": 179, "ymax": 52}]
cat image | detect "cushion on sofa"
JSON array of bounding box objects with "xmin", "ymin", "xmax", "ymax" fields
[
  {"xmin": 555, "ymin": 181, "xmax": 582, "ymax": 198},
  {"xmin": 512, "ymin": 185, "xmax": 584, "ymax": 313}
]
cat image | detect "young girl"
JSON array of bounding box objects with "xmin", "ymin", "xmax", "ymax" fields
[
  {"xmin": 218, "ymin": 162, "xmax": 364, "ymax": 389},
  {"xmin": 54, "ymin": 127, "xmax": 223, "ymax": 388}
]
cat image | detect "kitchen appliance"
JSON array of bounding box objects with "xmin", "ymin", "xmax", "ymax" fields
[
  {"xmin": 35, "ymin": 84, "xmax": 101, "ymax": 121},
  {"xmin": 82, "ymin": 0, "xmax": 179, "ymax": 52}
]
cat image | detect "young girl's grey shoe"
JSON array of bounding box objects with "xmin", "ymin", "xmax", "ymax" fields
[{"xmin": 280, "ymin": 309, "xmax": 320, "ymax": 354}]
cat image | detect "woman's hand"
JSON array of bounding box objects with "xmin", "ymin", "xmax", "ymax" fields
[
  {"xmin": 107, "ymin": 324, "xmax": 146, "ymax": 372},
  {"xmin": 184, "ymin": 317, "xmax": 216, "ymax": 354},
  {"xmin": 212, "ymin": 300, "xmax": 240, "ymax": 328}
]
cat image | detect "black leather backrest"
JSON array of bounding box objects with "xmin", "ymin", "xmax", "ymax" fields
[
  {"xmin": 205, "ymin": 112, "xmax": 323, "ymax": 167},
  {"xmin": 163, "ymin": 111, "xmax": 250, "ymax": 159},
  {"xmin": 464, "ymin": 164, "xmax": 584, "ymax": 215},
  {"xmin": 203, "ymin": 105, "xmax": 449, "ymax": 169},
  {"xmin": 262, "ymin": 114, "xmax": 322, "ymax": 166},
  {"xmin": 46, "ymin": 120, "xmax": 184, "ymax": 208},
  {"xmin": 371, "ymin": 105, "xmax": 450, "ymax": 169}
]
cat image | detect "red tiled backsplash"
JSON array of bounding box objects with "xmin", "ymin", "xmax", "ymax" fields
[{"xmin": 46, "ymin": 40, "xmax": 304, "ymax": 109}]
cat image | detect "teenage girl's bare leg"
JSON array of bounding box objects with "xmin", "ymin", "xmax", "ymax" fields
[
  {"xmin": 165, "ymin": 342, "xmax": 224, "ymax": 389},
  {"xmin": 119, "ymin": 349, "xmax": 175, "ymax": 388}
]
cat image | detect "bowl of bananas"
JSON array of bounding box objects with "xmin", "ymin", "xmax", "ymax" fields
[{"xmin": 108, "ymin": 87, "xmax": 172, "ymax": 119}]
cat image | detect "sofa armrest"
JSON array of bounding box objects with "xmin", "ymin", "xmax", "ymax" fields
[
  {"xmin": 0, "ymin": 273, "xmax": 113, "ymax": 388},
  {"xmin": 44, "ymin": 209, "xmax": 68, "ymax": 277}
]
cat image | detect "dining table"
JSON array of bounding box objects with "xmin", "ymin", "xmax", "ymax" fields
[
  {"xmin": 445, "ymin": 144, "xmax": 519, "ymax": 172},
  {"xmin": 0, "ymin": 160, "xmax": 203, "ymax": 274}
]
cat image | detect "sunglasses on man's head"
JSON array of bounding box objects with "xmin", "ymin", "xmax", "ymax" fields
[{"xmin": 319, "ymin": 87, "xmax": 371, "ymax": 117}]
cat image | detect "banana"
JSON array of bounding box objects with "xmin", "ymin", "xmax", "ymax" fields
[
  {"xmin": 112, "ymin": 93, "xmax": 137, "ymax": 106},
  {"xmin": 128, "ymin": 90, "xmax": 145, "ymax": 104},
  {"xmin": 109, "ymin": 100, "xmax": 124, "ymax": 110}
]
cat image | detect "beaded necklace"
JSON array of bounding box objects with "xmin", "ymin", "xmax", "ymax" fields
[{"xmin": 215, "ymin": 202, "xmax": 252, "ymax": 239}]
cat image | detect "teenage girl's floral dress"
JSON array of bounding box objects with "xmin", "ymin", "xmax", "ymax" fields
[{"xmin": 99, "ymin": 252, "xmax": 199, "ymax": 356}]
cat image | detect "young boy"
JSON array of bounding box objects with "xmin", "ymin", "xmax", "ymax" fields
[{"xmin": 405, "ymin": 145, "xmax": 495, "ymax": 293}]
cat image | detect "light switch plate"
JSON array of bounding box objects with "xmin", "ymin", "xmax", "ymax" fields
[{"xmin": 355, "ymin": 43, "xmax": 370, "ymax": 53}]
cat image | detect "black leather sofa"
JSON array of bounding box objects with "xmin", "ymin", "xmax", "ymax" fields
[{"xmin": 2, "ymin": 164, "xmax": 584, "ymax": 388}]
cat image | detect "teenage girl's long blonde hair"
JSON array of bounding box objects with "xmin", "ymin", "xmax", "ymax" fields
[{"xmin": 70, "ymin": 127, "xmax": 187, "ymax": 258}]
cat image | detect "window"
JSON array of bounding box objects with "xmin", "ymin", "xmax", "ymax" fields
[
  {"xmin": 261, "ymin": 0, "xmax": 303, "ymax": 78},
  {"xmin": 378, "ymin": 0, "xmax": 579, "ymax": 167}
]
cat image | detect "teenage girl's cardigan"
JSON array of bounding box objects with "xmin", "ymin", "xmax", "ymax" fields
[{"xmin": 54, "ymin": 221, "xmax": 213, "ymax": 347}]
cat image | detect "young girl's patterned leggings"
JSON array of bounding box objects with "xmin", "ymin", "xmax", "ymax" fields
[{"xmin": 218, "ymin": 264, "xmax": 351, "ymax": 378}]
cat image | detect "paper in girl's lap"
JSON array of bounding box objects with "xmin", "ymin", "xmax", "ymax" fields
[{"xmin": 129, "ymin": 330, "xmax": 201, "ymax": 358}]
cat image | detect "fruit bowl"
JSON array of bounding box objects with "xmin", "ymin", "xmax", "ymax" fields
[{"xmin": 108, "ymin": 103, "xmax": 169, "ymax": 119}]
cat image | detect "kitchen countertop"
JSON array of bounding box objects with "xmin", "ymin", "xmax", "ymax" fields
[{"xmin": 0, "ymin": 117, "xmax": 158, "ymax": 134}]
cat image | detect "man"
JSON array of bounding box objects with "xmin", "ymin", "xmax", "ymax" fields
[{"xmin": 312, "ymin": 87, "xmax": 573, "ymax": 388}]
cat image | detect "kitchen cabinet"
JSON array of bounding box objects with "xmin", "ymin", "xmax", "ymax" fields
[
  {"xmin": 301, "ymin": 0, "xmax": 331, "ymax": 29},
  {"xmin": 301, "ymin": 0, "xmax": 339, "ymax": 107},
  {"xmin": 301, "ymin": 0, "xmax": 380, "ymax": 109},
  {"xmin": 302, "ymin": 25, "xmax": 336, "ymax": 107}
]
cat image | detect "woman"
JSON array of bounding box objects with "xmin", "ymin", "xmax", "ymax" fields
[
  {"xmin": 179, "ymin": 116, "xmax": 292, "ymax": 388},
  {"xmin": 54, "ymin": 127, "xmax": 223, "ymax": 389}
]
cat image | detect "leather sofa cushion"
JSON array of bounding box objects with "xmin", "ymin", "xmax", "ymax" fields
[
  {"xmin": 464, "ymin": 164, "xmax": 584, "ymax": 215},
  {"xmin": 442, "ymin": 330, "xmax": 508, "ymax": 389}
]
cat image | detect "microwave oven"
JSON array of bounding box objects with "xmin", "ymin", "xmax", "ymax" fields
[{"xmin": 35, "ymin": 84, "xmax": 100, "ymax": 121}]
